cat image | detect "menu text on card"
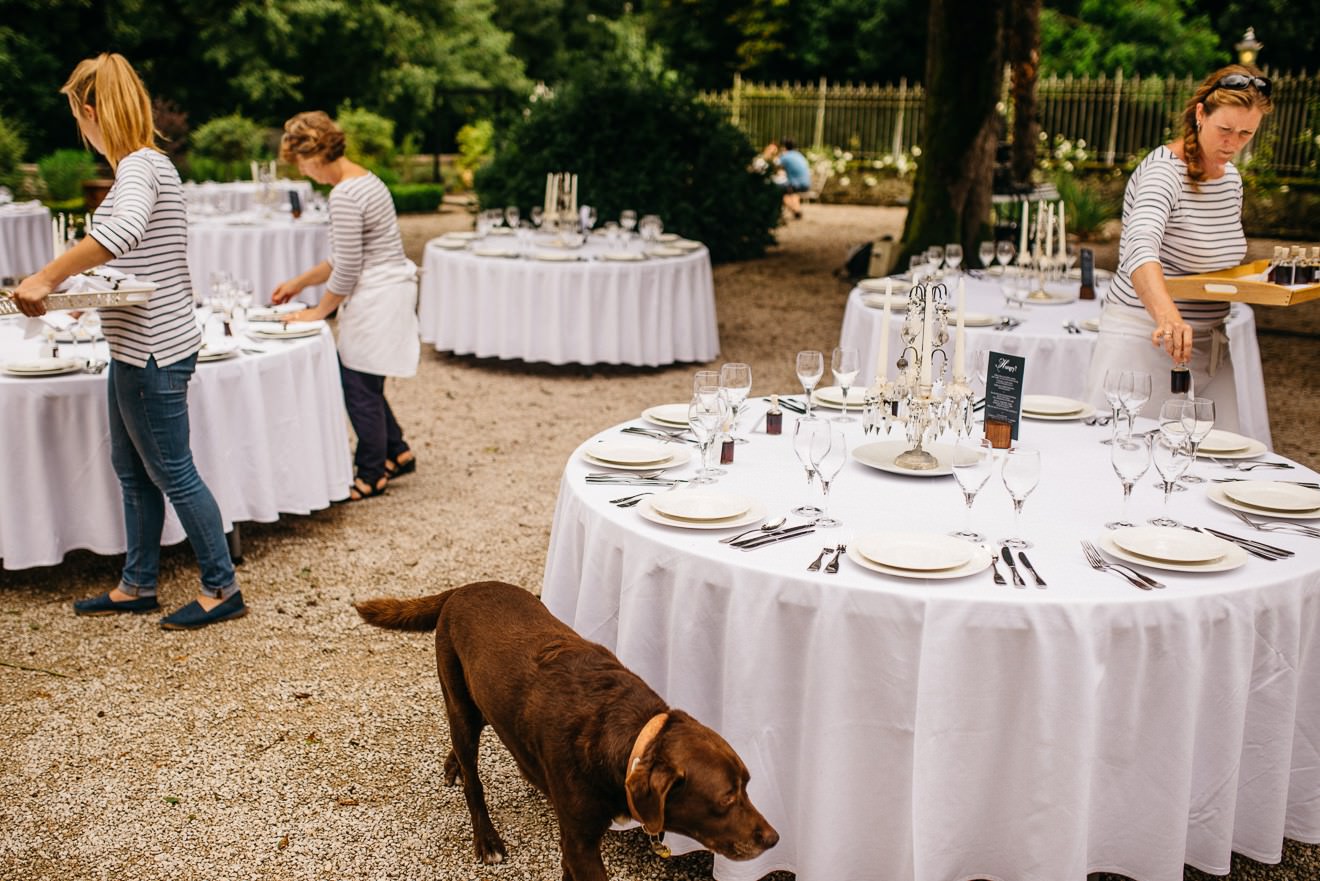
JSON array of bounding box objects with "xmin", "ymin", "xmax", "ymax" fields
[
  {"xmin": 1079, "ymin": 248, "xmax": 1096, "ymax": 300},
  {"xmin": 983, "ymin": 350, "xmax": 1026, "ymax": 448}
]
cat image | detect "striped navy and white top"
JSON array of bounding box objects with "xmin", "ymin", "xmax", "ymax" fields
[
  {"xmin": 326, "ymin": 173, "xmax": 405, "ymax": 295},
  {"xmin": 1108, "ymin": 145, "xmax": 1243, "ymax": 326},
  {"xmin": 88, "ymin": 148, "xmax": 200, "ymax": 367}
]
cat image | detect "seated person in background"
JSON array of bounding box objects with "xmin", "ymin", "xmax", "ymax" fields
[
  {"xmin": 776, "ymin": 139, "xmax": 812, "ymax": 219},
  {"xmin": 753, "ymin": 141, "xmax": 786, "ymax": 186}
]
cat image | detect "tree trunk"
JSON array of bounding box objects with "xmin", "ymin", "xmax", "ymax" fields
[
  {"xmin": 1007, "ymin": 0, "xmax": 1042, "ymax": 186},
  {"xmin": 900, "ymin": 0, "xmax": 1006, "ymax": 262}
]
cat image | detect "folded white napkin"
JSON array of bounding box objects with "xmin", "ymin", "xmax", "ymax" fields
[{"xmin": 54, "ymin": 268, "xmax": 144, "ymax": 294}]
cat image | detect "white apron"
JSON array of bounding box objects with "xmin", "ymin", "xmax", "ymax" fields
[{"xmin": 336, "ymin": 259, "xmax": 420, "ymax": 378}]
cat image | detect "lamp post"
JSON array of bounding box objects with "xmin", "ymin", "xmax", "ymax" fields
[{"xmin": 1235, "ymin": 27, "xmax": 1263, "ymax": 67}]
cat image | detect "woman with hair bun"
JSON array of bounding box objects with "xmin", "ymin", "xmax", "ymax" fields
[
  {"xmin": 1086, "ymin": 65, "xmax": 1273, "ymax": 429},
  {"xmin": 13, "ymin": 54, "xmax": 245, "ymax": 629},
  {"xmin": 271, "ymin": 111, "xmax": 419, "ymax": 501}
]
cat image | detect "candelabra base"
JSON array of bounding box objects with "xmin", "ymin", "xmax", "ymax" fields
[{"xmin": 894, "ymin": 446, "xmax": 940, "ymax": 471}]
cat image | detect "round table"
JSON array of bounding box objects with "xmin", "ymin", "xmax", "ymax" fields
[
  {"xmin": 188, "ymin": 215, "xmax": 329, "ymax": 306},
  {"xmin": 183, "ymin": 180, "xmax": 315, "ymax": 216},
  {"xmin": 542, "ymin": 407, "xmax": 1320, "ymax": 881},
  {"xmin": 0, "ymin": 319, "xmax": 352, "ymax": 570},
  {"xmin": 839, "ymin": 275, "xmax": 1272, "ymax": 447},
  {"xmin": 418, "ymin": 235, "xmax": 719, "ymax": 366},
  {"xmin": 0, "ymin": 203, "xmax": 54, "ymax": 281}
]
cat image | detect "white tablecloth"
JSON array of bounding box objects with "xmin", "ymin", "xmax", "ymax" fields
[
  {"xmin": 188, "ymin": 216, "xmax": 329, "ymax": 306},
  {"xmin": 418, "ymin": 237, "xmax": 720, "ymax": 366},
  {"xmin": 543, "ymin": 408, "xmax": 1320, "ymax": 881},
  {"xmin": 0, "ymin": 204, "xmax": 54, "ymax": 280},
  {"xmin": 839, "ymin": 276, "xmax": 1272, "ymax": 447},
  {"xmin": 183, "ymin": 180, "xmax": 315, "ymax": 216},
  {"xmin": 0, "ymin": 322, "xmax": 352, "ymax": 570}
]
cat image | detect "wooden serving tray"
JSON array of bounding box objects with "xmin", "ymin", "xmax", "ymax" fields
[{"xmin": 1165, "ymin": 259, "xmax": 1320, "ymax": 307}]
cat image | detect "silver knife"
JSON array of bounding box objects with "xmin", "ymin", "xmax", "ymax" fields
[
  {"xmin": 1000, "ymin": 545, "xmax": 1026, "ymax": 588},
  {"xmin": 737, "ymin": 526, "xmax": 817, "ymax": 550},
  {"xmin": 1017, "ymin": 551, "xmax": 1047, "ymax": 588},
  {"xmin": 733, "ymin": 523, "xmax": 816, "ymax": 548}
]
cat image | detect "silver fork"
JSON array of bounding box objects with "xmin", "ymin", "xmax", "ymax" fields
[
  {"xmin": 609, "ymin": 492, "xmax": 654, "ymax": 507},
  {"xmin": 1212, "ymin": 458, "xmax": 1294, "ymax": 471},
  {"xmin": 824, "ymin": 544, "xmax": 847, "ymax": 574},
  {"xmin": 806, "ymin": 546, "xmax": 833, "ymax": 572},
  {"xmin": 1080, "ymin": 541, "xmax": 1158, "ymax": 590},
  {"xmin": 1230, "ymin": 508, "xmax": 1320, "ymax": 538}
]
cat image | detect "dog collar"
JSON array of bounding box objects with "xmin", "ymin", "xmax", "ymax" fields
[{"xmin": 625, "ymin": 711, "xmax": 671, "ymax": 856}]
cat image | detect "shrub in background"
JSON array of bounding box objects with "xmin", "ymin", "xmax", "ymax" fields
[
  {"xmin": 475, "ymin": 64, "xmax": 780, "ymax": 263},
  {"xmin": 455, "ymin": 120, "xmax": 495, "ymax": 188},
  {"xmin": 336, "ymin": 105, "xmax": 399, "ymax": 185},
  {"xmin": 388, "ymin": 182, "xmax": 445, "ymax": 213},
  {"xmin": 1053, "ymin": 172, "xmax": 1120, "ymax": 240},
  {"xmin": 0, "ymin": 115, "xmax": 26, "ymax": 191},
  {"xmin": 38, "ymin": 149, "xmax": 96, "ymax": 201},
  {"xmin": 189, "ymin": 113, "xmax": 268, "ymax": 181}
]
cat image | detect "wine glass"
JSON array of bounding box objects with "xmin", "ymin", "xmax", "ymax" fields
[
  {"xmin": 944, "ymin": 243, "xmax": 963, "ymax": 276},
  {"xmin": 718, "ymin": 362, "xmax": 752, "ymax": 443},
  {"xmin": 1178, "ymin": 397, "xmax": 1215, "ymax": 484},
  {"xmin": 811, "ymin": 425, "xmax": 847, "ymax": 528},
  {"xmin": 1150, "ymin": 435, "xmax": 1192, "ymax": 526},
  {"xmin": 1102, "ymin": 369, "xmax": 1126, "ymax": 429},
  {"xmin": 530, "ymin": 206, "xmax": 544, "ymax": 229},
  {"xmin": 688, "ymin": 387, "xmax": 727, "ymax": 484},
  {"xmin": 830, "ymin": 347, "xmax": 859, "ymax": 423},
  {"xmin": 504, "ymin": 205, "xmax": 520, "ymax": 229},
  {"xmin": 620, "ymin": 209, "xmax": 637, "ymax": 234},
  {"xmin": 1118, "ymin": 370, "xmax": 1152, "ymax": 433},
  {"xmin": 995, "ymin": 241, "xmax": 1016, "ymax": 275},
  {"xmin": 907, "ymin": 254, "xmax": 923, "ymax": 283},
  {"xmin": 583, "ymin": 206, "xmax": 598, "ymax": 231},
  {"xmin": 950, "ymin": 437, "xmax": 995, "ymax": 541},
  {"xmin": 925, "ymin": 245, "xmax": 945, "ymax": 279},
  {"xmin": 792, "ymin": 416, "xmax": 825, "ymax": 518},
  {"xmin": 693, "ymin": 369, "xmax": 720, "ymax": 395},
  {"xmin": 796, "ymin": 350, "xmax": 824, "ymax": 416},
  {"xmin": 1065, "ymin": 242, "xmax": 1079, "ymax": 275},
  {"xmin": 1106, "ymin": 431, "xmax": 1152, "ymax": 529},
  {"xmin": 978, "ymin": 240, "xmax": 995, "ymax": 271},
  {"xmin": 1000, "ymin": 446, "xmax": 1041, "ymax": 549}
]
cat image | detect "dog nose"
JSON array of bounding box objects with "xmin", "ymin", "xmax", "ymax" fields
[{"xmin": 756, "ymin": 823, "xmax": 779, "ymax": 849}]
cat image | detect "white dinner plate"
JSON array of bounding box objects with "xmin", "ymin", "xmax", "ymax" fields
[
  {"xmin": 1098, "ymin": 530, "xmax": 1247, "ymax": 573},
  {"xmin": 1022, "ymin": 402, "xmax": 1097, "ymax": 422},
  {"xmin": 472, "ymin": 248, "xmax": 520, "ymax": 258},
  {"xmin": 1197, "ymin": 429, "xmax": 1253, "ymax": 454},
  {"xmin": 52, "ymin": 329, "xmax": 103, "ymax": 343},
  {"xmin": 433, "ymin": 238, "xmax": 468, "ymax": 250},
  {"xmin": 637, "ymin": 497, "xmax": 766, "ymax": 531},
  {"xmin": 444, "ymin": 231, "xmax": 480, "ymax": 240},
  {"xmin": 1005, "ymin": 290, "xmax": 1077, "ymax": 306},
  {"xmin": 1196, "ymin": 437, "xmax": 1268, "ymax": 460},
  {"xmin": 812, "ymin": 386, "xmax": 869, "ymax": 408},
  {"xmin": 197, "ymin": 340, "xmax": 240, "ymax": 362},
  {"xmin": 846, "ymin": 542, "xmax": 992, "ymax": 581},
  {"xmin": 672, "ymin": 239, "xmax": 702, "ymax": 251},
  {"xmin": 247, "ymin": 321, "xmax": 325, "ymax": 340},
  {"xmin": 1110, "ymin": 526, "xmax": 1229, "ymax": 563},
  {"xmin": 486, "ymin": 227, "xmax": 515, "ymax": 236},
  {"xmin": 1222, "ymin": 481, "xmax": 1320, "ymax": 513},
  {"xmin": 1021, "ymin": 394, "xmax": 1086, "ymax": 416},
  {"xmin": 650, "ymin": 491, "xmax": 753, "ymax": 522},
  {"xmin": 1080, "ymin": 317, "xmax": 1101, "ymax": 332},
  {"xmin": 600, "ymin": 251, "xmax": 646, "ymax": 262},
  {"xmin": 532, "ymin": 251, "xmax": 583, "ymax": 262},
  {"xmin": 583, "ymin": 446, "xmax": 691, "ymax": 471},
  {"xmin": 656, "ymin": 233, "xmax": 679, "ymax": 242},
  {"xmin": 2, "ymin": 357, "xmax": 84, "ymax": 377},
  {"xmin": 247, "ymin": 302, "xmax": 308, "ymax": 321},
  {"xmin": 855, "ymin": 532, "xmax": 974, "ymax": 571},
  {"xmin": 642, "ymin": 403, "xmax": 693, "ymax": 427},
  {"xmin": 858, "ymin": 278, "xmax": 895, "ymax": 293},
  {"xmin": 962, "ymin": 312, "xmax": 998, "ymax": 328},
  {"xmin": 852, "ymin": 440, "xmax": 959, "ymax": 477},
  {"xmin": 1206, "ymin": 483, "xmax": 1320, "ymax": 520},
  {"xmin": 585, "ymin": 439, "xmax": 675, "ymax": 465},
  {"xmin": 860, "ymin": 293, "xmax": 907, "ymax": 310},
  {"xmin": 647, "ymin": 246, "xmax": 683, "ymax": 257}
]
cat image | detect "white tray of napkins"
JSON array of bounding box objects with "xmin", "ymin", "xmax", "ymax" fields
[{"xmin": 1, "ymin": 268, "xmax": 157, "ymax": 314}]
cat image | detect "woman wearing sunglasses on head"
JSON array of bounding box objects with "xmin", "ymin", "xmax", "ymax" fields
[{"xmin": 1086, "ymin": 66, "xmax": 1272, "ymax": 430}]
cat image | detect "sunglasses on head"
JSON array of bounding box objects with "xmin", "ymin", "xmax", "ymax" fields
[{"xmin": 1211, "ymin": 73, "xmax": 1271, "ymax": 98}]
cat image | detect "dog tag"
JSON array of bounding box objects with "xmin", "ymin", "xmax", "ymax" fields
[{"xmin": 649, "ymin": 834, "xmax": 672, "ymax": 859}]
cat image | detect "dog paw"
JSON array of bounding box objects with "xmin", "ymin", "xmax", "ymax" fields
[{"xmin": 474, "ymin": 835, "xmax": 507, "ymax": 864}]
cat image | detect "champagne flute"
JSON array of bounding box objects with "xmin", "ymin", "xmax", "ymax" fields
[
  {"xmin": 1118, "ymin": 370, "xmax": 1152, "ymax": 434},
  {"xmin": 1150, "ymin": 435, "xmax": 1191, "ymax": 526},
  {"xmin": 944, "ymin": 243, "xmax": 963, "ymax": 276},
  {"xmin": 830, "ymin": 347, "xmax": 859, "ymax": 423},
  {"xmin": 811, "ymin": 425, "xmax": 847, "ymax": 528},
  {"xmin": 792, "ymin": 416, "xmax": 825, "ymax": 517},
  {"xmin": 688, "ymin": 387, "xmax": 727, "ymax": 484},
  {"xmin": 796, "ymin": 350, "xmax": 824, "ymax": 416},
  {"xmin": 1000, "ymin": 446, "xmax": 1041, "ymax": 549},
  {"xmin": 718, "ymin": 362, "xmax": 752, "ymax": 443},
  {"xmin": 1178, "ymin": 396, "xmax": 1215, "ymax": 484},
  {"xmin": 504, "ymin": 205, "xmax": 520, "ymax": 229},
  {"xmin": 978, "ymin": 240, "xmax": 995, "ymax": 271},
  {"xmin": 1106, "ymin": 431, "xmax": 1152, "ymax": 529},
  {"xmin": 950, "ymin": 437, "xmax": 995, "ymax": 541}
]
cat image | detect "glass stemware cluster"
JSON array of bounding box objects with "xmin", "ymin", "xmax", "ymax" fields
[
  {"xmin": 1103, "ymin": 369, "xmax": 1152, "ymax": 434},
  {"xmin": 791, "ymin": 416, "xmax": 847, "ymax": 527},
  {"xmin": 204, "ymin": 271, "xmax": 255, "ymax": 335}
]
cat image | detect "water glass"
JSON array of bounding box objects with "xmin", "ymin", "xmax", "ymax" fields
[
  {"xmin": 1000, "ymin": 445, "xmax": 1041, "ymax": 549},
  {"xmin": 693, "ymin": 369, "xmax": 720, "ymax": 395},
  {"xmin": 944, "ymin": 243, "xmax": 963, "ymax": 275},
  {"xmin": 812, "ymin": 425, "xmax": 847, "ymax": 528},
  {"xmin": 688, "ymin": 387, "xmax": 727, "ymax": 484},
  {"xmin": 1178, "ymin": 397, "xmax": 1215, "ymax": 484},
  {"xmin": 1106, "ymin": 431, "xmax": 1152, "ymax": 529},
  {"xmin": 978, "ymin": 240, "xmax": 995, "ymax": 270},
  {"xmin": 792, "ymin": 416, "xmax": 826, "ymax": 517},
  {"xmin": 994, "ymin": 240, "xmax": 1016, "ymax": 274},
  {"xmin": 950, "ymin": 437, "xmax": 994, "ymax": 541},
  {"xmin": 504, "ymin": 205, "xmax": 520, "ymax": 229},
  {"xmin": 925, "ymin": 245, "xmax": 945, "ymax": 279},
  {"xmin": 620, "ymin": 209, "xmax": 637, "ymax": 233},
  {"xmin": 1102, "ymin": 369, "xmax": 1125, "ymax": 428},
  {"xmin": 796, "ymin": 350, "xmax": 824, "ymax": 416},
  {"xmin": 830, "ymin": 347, "xmax": 859, "ymax": 422},
  {"xmin": 1150, "ymin": 435, "xmax": 1191, "ymax": 526},
  {"xmin": 530, "ymin": 206, "xmax": 544, "ymax": 228},
  {"xmin": 1118, "ymin": 370, "xmax": 1152, "ymax": 432},
  {"xmin": 719, "ymin": 362, "xmax": 752, "ymax": 443}
]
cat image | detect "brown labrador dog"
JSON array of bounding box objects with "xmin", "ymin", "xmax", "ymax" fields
[{"xmin": 355, "ymin": 581, "xmax": 778, "ymax": 881}]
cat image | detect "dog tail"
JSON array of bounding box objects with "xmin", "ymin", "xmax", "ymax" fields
[{"xmin": 354, "ymin": 593, "xmax": 451, "ymax": 632}]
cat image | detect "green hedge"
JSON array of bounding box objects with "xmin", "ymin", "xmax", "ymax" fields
[
  {"xmin": 38, "ymin": 150, "xmax": 96, "ymax": 201},
  {"xmin": 388, "ymin": 183, "xmax": 444, "ymax": 213}
]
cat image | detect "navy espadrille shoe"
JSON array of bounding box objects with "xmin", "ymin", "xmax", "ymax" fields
[
  {"xmin": 159, "ymin": 591, "xmax": 248, "ymax": 631},
  {"xmin": 73, "ymin": 592, "xmax": 161, "ymax": 616}
]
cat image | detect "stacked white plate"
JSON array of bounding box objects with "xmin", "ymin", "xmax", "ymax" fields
[
  {"xmin": 641, "ymin": 403, "xmax": 692, "ymax": 428},
  {"xmin": 445, "ymin": 231, "xmax": 480, "ymax": 241},
  {"xmin": 248, "ymin": 320, "xmax": 325, "ymax": 340},
  {"xmin": 1007, "ymin": 289, "xmax": 1076, "ymax": 305},
  {"xmin": 858, "ymin": 278, "xmax": 894, "ymax": 293},
  {"xmin": 472, "ymin": 247, "xmax": 520, "ymax": 258},
  {"xmin": 1211, "ymin": 481, "xmax": 1320, "ymax": 519},
  {"xmin": 52, "ymin": 329, "xmax": 103, "ymax": 343},
  {"xmin": 1020, "ymin": 394, "xmax": 1095, "ymax": 421},
  {"xmin": 962, "ymin": 312, "xmax": 998, "ymax": 327},
  {"xmin": 852, "ymin": 440, "xmax": 957, "ymax": 477},
  {"xmin": 2, "ymin": 357, "xmax": 83, "ymax": 378},
  {"xmin": 600, "ymin": 251, "xmax": 646, "ymax": 262},
  {"xmin": 1099, "ymin": 526, "xmax": 1246, "ymax": 572},
  {"xmin": 646, "ymin": 246, "xmax": 683, "ymax": 257},
  {"xmin": 860, "ymin": 293, "xmax": 904, "ymax": 310},
  {"xmin": 247, "ymin": 302, "xmax": 307, "ymax": 321},
  {"xmin": 532, "ymin": 251, "xmax": 582, "ymax": 262},
  {"xmin": 198, "ymin": 339, "xmax": 240, "ymax": 362},
  {"xmin": 656, "ymin": 233, "xmax": 680, "ymax": 243},
  {"xmin": 672, "ymin": 239, "xmax": 703, "ymax": 251},
  {"xmin": 433, "ymin": 238, "xmax": 468, "ymax": 250},
  {"xmin": 639, "ymin": 491, "xmax": 765, "ymax": 530},
  {"xmin": 847, "ymin": 532, "xmax": 991, "ymax": 579},
  {"xmin": 811, "ymin": 386, "xmax": 868, "ymax": 410},
  {"xmin": 583, "ymin": 439, "xmax": 691, "ymax": 471}
]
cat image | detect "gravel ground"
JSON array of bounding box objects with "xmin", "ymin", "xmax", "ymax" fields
[{"xmin": 1, "ymin": 204, "xmax": 1315, "ymax": 881}]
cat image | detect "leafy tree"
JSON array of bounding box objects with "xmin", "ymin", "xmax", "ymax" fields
[
  {"xmin": 1040, "ymin": 0, "xmax": 1225, "ymax": 76},
  {"xmin": 0, "ymin": 114, "xmax": 27, "ymax": 191}
]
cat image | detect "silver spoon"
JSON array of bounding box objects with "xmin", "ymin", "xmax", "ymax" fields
[{"xmin": 720, "ymin": 516, "xmax": 787, "ymax": 544}]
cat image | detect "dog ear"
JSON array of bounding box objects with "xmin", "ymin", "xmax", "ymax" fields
[{"xmin": 626, "ymin": 756, "xmax": 684, "ymax": 836}]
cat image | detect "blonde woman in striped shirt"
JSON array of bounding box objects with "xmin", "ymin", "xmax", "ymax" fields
[
  {"xmin": 13, "ymin": 54, "xmax": 245, "ymax": 629},
  {"xmin": 1086, "ymin": 65, "xmax": 1273, "ymax": 430},
  {"xmin": 271, "ymin": 111, "xmax": 419, "ymax": 501}
]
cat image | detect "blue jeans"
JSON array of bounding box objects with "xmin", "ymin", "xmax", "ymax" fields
[{"xmin": 108, "ymin": 354, "xmax": 235, "ymax": 598}]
